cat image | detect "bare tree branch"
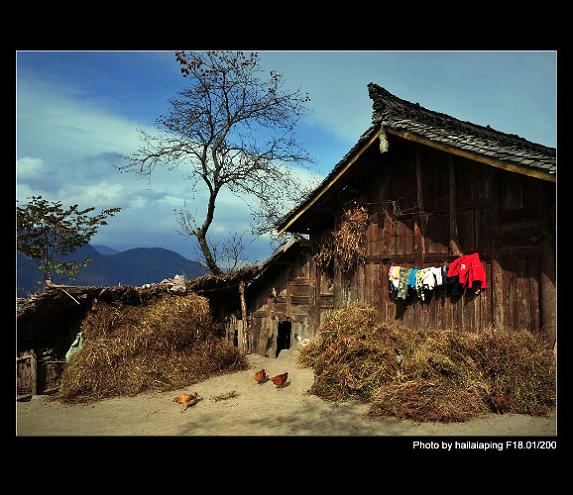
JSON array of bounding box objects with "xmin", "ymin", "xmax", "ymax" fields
[{"xmin": 118, "ymin": 51, "xmax": 314, "ymax": 274}]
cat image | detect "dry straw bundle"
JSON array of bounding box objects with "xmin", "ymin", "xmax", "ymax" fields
[
  {"xmin": 313, "ymin": 230, "xmax": 335, "ymax": 273},
  {"xmin": 314, "ymin": 205, "xmax": 369, "ymax": 274},
  {"xmin": 301, "ymin": 304, "xmax": 555, "ymax": 422},
  {"xmin": 58, "ymin": 292, "xmax": 247, "ymax": 403}
]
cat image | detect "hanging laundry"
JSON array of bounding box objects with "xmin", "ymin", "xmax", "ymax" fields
[
  {"xmin": 388, "ymin": 265, "xmax": 401, "ymax": 290},
  {"xmin": 415, "ymin": 269, "xmax": 427, "ymax": 301},
  {"xmin": 422, "ymin": 266, "xmax": 443, "ymax": 290},
  {"xmin": 408, "ymin": 268, "xmax": 420, "ymax": 288},
  {"xmin": 447, "ymin": 253, "xmax": 487, "ymax": 289},
  {"xmin": 65, "ymin": 331, "xmax": 84, "ymax": 361},
  {"xmin": 442, "ymin": 264, "xmax": 458, "ymax": 296},
  {"xmin": 441, "ymin": 264, "xmax": 449, "ymax": 283},
  {"xmin": 397, "ymin": 268, "xmax": 412, "ymax": 300}
]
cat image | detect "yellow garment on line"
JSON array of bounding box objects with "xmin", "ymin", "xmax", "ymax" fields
[{"xmin": 389, "ymin": 265, "xmax": 401, "ymax": 289}]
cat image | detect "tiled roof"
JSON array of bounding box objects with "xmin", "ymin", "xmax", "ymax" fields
[
  {"xmin": 276, "ymin": 84, "xmax": 556, "ymax": 234},
  {"xmin": 368, "ymin": 83, "xmax": 556, "ymax": 175}
]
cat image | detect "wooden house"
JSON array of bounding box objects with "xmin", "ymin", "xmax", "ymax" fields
[{"xmin": 246, "ymin": 83, "xmax": 556, "ymax": 356}]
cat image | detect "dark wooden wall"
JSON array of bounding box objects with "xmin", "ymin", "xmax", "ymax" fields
[
  {"xmin": 249, "ymin": 249, "xmax": 315, "ymax": 357},
  {"xmin": 311, "ymin": 138, "xmax": 555, "ymax": 340},
  {"xmin": 246, "ymin": 137, "xmax": 555, "ymax": 356}
]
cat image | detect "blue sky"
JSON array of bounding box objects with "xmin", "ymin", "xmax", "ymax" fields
[{"xmin": 16, "ymin": 50, "xmax": 557, "ymax": 265}]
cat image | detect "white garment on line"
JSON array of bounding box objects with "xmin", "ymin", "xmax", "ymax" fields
[{"xmin": 421, "ymin": 266, "xmax": 443, "ymax": 290}]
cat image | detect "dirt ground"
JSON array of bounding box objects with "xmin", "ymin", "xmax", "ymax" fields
[{"xmin": 16, "ymin": 349, "xmax": 556, "ymax": 436}]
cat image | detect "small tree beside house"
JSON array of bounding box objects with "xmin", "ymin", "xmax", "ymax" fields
[{"xmin": 17, "ymin": 195, "xmax": 121, "ymax": 286}]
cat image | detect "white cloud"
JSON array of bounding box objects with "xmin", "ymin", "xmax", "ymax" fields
[
  {"xmin": 127, "ymin": 196, "xmax": 148, "ymax": 209},
  {"xmin": 59, "ymin": 182, "xmax": 126, "ymax": 209},
  {"xmin": 16, "ymin": 157, "xmax": 46, "ymax": 181},
  {"xmin": 15, "ymin": 63, "xmax": 327, "ymax": 264},
  {"xmin": 17, "ymin": 70, "xmax": 155, "ymax": 162}
]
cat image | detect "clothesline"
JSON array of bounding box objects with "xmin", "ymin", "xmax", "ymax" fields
[
  {"xmin": 365, "ymin": 186, "xmax": 474, "ymax": 216},
  {"xmin": 388, "ymin": 252, "xmax": 487, "ymax": 302}
]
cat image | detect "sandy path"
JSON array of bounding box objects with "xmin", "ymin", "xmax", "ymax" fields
[{"xmin": 16, "ymin": 350, "xmax": 556, "ymax": 436}]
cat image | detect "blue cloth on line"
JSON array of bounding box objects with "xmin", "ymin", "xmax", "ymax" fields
[{"xmin": 408, "ymin": 268, "xmax": 419, "ymax": 287}]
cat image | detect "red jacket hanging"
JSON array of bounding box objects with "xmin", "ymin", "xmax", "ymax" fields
[{"xmin": 447, "ymin": 253, "xmax": 487, "ymax": 289}]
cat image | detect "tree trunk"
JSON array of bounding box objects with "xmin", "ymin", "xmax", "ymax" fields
[
  {"xmin": 195, "ymin": 230, "xmax": 222, "ymax": 275},
  {"xmin": 194, "ymin": 184, "xmax": 223, "ymax": 275}
]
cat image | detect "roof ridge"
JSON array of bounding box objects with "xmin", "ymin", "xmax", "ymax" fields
[{"xmin": 367, "ymin": 83, "xmax": 555, "ymax": 154}]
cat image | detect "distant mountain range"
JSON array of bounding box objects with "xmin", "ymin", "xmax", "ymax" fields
[
  {"xmin": 92, "ymin": 244, "xmax": 121, "ymax": 256},
  {"xmin": 17, "ymin": 244, "xmax": 209, "ymax": 296}
]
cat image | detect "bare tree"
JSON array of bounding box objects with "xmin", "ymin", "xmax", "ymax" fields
[
  {"xmin": 176, "ymin": 209, "xmax": 247, "ymax": 273},
  {"xmin": 119, "ymin": 51, "xmax": 312, "ymax": 275}
]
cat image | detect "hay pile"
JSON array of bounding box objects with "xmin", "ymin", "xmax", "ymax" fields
[
  {"xmin": 301, "ymin": 304, "xmax": 555, "ymax": 422},
  {"xmin": 58, "ymin": 292, "xmax": 247, "ymax": 403}
]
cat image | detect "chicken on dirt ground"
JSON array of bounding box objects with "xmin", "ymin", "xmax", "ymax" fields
[
  {"xmin": 270, "ymin": 372, "xmax": 288, "ymax": 387},
  {"xmin": 173, "ymin": 392, "xmax": 202, "ymax": 410},
  {"xmin": 255, "ymin": 369, "xmax": 269, "ymax": 384}
]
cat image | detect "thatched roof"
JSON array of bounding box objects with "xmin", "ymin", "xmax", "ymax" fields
[
  {"xmin": 16, "ymin": 282, "xmax": 192, "ymax": 351},
  {"xmin": 186, "ymin": 238, "xmax": 310, "ymax": 294},
  {"xmin": 186, "ymin": 265, "xmax": 261, "ymax": 293},
  {"xmin": 16, "ymin": 239, "xmax": 309, "ymax": 346}
]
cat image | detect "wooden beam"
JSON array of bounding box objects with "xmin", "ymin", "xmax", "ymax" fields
[
  {"xmin": 239, "ymin": 281, "xmax": 249, "ymax": 353},
  {"xmin": 277, "ymin": 128, "xmax": 382, "ymax": 235},
  {"xmin": 491, "ymin": 171, "xmax": 504, "ymax": 331},
  {"xmin": 448, "ymin": 156, "xmax": 464, "ymax": 257},
  {"xmin": 416, "ymin": 150, "xmax": 425, "ymax": 216},
  {"xmin": 386, "ymin": 128, "xmax": 555, "ymax": 183},
  {"xmin": 415, "ymin": 150, "xmax": 426, "ymax": 267},
  {"xmin": 538, "ymin": 182, "xmax": 556, "ymax": 345},
  {"xmin": 30, "ymin": 350, "xmax": 37, "ymax": 396},
  {"xmin": 491, "ymin": 259, "xmax": 504, "ymax": 331}
]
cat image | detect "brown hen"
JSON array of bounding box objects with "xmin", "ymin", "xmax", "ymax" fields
[
  {"xmin": 270, "ymin": 372, "xmax": 288, "ymax": 387},
  {"xmin": 173, "ymin": 392, "xmax": 201, "ymax": 410},
  {"xmin": 254, "ymin": 369, "xmax": 268, "ymax": 384}
]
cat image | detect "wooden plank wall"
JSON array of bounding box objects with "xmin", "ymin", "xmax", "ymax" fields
[
  {"xmin": 17, "ymin": 351, "xmax": 36, "ymax": 399},
  {"xmin": 248, "ymin": 250, "xmax": 314, "ymax": 357},
  {"xmin": 318, "ymin": 140, "xmax": 552, "ymax": 335},
  {"xmin": 247, "ymin": 138, "xmax": 554, "ymax": 355}
]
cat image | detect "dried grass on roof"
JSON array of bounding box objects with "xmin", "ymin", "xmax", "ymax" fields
[
  {"xmin": 58, "ymin": 292, "xmax": 247, "ymax": 403},
  {"xmin": 300, "ymin": 304, "xmax": 555, "ymax": 422},
  {"xmin": 187, "ymin": 265, "xmax": 260, "ymax": 292}
]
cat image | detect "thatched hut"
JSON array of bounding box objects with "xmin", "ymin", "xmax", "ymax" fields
[{"xmin": 16, "ymin": 281, "xmax": 246, "ymax": 401}]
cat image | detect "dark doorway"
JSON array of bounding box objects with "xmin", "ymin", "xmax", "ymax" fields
[{"xmin": 276, "ymin": 319, "xmax": 292, "ymax": 357}]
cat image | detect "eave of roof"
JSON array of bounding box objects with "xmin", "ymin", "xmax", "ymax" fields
[
  {"xmin": 276, "ymin": 125, "xmax": 381, "ymax": 235},
  {"xmin": 276, "ymin": 85, "xmax": 556, "ymax": 235},
  {"xmin": 369, "ymin": 83, "xmax": 556, "ymax": 177}
]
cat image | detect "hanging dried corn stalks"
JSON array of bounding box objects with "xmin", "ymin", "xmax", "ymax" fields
[
  {"xmin": 314, "ymin": 205, "xmax": 369, "ymax": 275},
  {"xmin": 313, "ymin": 229, "xmax": 335, "ymax": 274},
  {"xmin": 335, "ymin": 205, "xmax": 369, "ymax": 273}
]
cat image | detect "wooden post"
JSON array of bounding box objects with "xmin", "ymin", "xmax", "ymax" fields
[
  {"xmin": 239, "ymin": 281, "xmax": 249, "ymax": 353},
  {"xmin": 491, "ymin": 259, "xmax": 504, "ymax": 331},
  {"xmin": 237, "ymin": 319, "xmax": 244, "ymax": 350},
  {"xmin": 491, "ymin": 170, "xmax": 504, "ymax": 331},
  {"xmin": 30, "ymin": 350, "xmax": 37, "ymax": 396},
  {"xmin": 415, "ymin": 151, "xmax": 426, "ymax": 267},
  {"xmin": 449, "ymin": 156, "xmax": 463, "ymax": 257},
  {"xmin": 538, "ymin": 182, "xmax": 556, "ymax": 345}
]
